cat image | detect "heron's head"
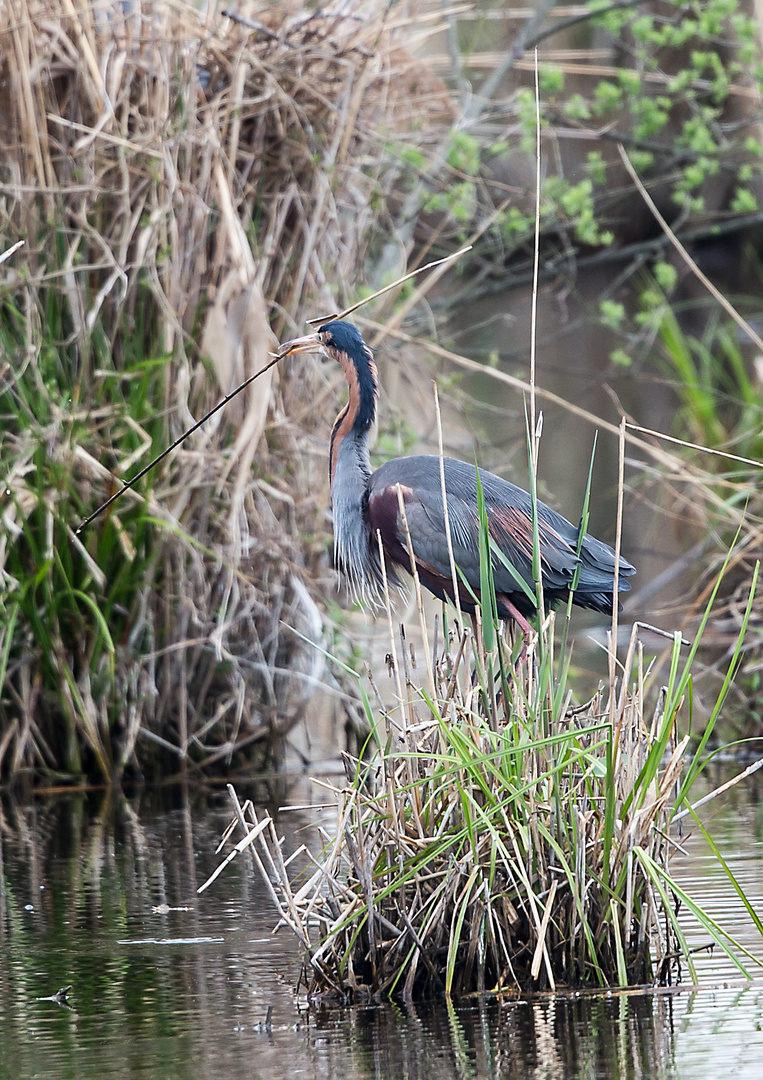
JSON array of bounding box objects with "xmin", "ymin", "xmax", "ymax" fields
[
  {"xmin": 277, "ymin": 320, "xmax": 368, "ymax": 366},
  {"xmin": 278, "ymin": 319, "xmax": 377, "ymax": 436}
]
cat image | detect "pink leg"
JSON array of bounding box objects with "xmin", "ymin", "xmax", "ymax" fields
[
  {"xmin": 502, "ymin": 599, "xmax": 535, "ymax": 638},
  {"xmin": 502, "ymin": 598, "xmax": 536, "ymax": 665}
]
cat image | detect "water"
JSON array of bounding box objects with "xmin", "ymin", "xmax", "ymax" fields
[{"xmin": 1, "ymin": 775, "xmax": 762, "ymax": 1080}]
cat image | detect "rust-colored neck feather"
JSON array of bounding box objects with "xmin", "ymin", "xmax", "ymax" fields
[{"xmin": 328, "ymin": 341, "xmax": 377, "ymax": 485}]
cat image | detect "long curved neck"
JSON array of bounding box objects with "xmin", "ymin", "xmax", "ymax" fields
[
  {"xmin": 328, "ymin": 343, "xmax": 377, "ymax": 485},
  {"xmin": 328, "ymin": 341, "xmax": 380, "ymax": 599}
]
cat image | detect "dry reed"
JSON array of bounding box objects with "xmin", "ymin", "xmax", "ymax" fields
[{"xmin": 0, "ymin": 0, "xmax": 451, "ymax": 780}]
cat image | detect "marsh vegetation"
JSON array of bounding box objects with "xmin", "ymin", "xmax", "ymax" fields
[{"xmin": 2, "ymin": 0, "xmax": 763, "ymax": 1002}]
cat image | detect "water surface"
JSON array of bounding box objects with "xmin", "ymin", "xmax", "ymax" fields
[{"xmin": 1, "ymin": 775, "xmax": 762, "ymax": 1080}]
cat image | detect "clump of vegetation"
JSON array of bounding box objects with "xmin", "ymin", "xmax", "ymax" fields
[
  {"xmin": 203, "ymin": 485, "xmax": 762, "ymax": 998},
  {"xmin": 0, "ymin": 1, "xmax": 450, "ymax": 783}
]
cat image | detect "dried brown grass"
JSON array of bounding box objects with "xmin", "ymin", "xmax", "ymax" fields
[{"xmin": 0, "ymin": 0, "xmax": 451, "ymax": 780}]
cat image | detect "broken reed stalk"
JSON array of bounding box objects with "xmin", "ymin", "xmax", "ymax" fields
[{"xmin": 201, "ymin": 545, "xmax": 762, "ymax": 1001}]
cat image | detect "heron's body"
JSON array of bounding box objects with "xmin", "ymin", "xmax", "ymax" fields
[{"xmin": 279, "ymin": 320, "xmax": 635, "ymax": 629}]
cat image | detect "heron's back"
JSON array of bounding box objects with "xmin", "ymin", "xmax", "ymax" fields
[{"xmin": 368, "ymin": 455, "xmax": 634, "ymax": 616}]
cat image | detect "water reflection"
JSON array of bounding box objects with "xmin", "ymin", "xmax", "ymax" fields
[
  {"xmin": 0, "ymin": 783, "xmax": 761, "ymax": 1080},
  {"xmin": 317, "ymin": 994, "xmax": 679, "ymax": 1080}
]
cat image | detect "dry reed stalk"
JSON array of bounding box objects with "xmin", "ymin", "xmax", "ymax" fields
[{"xmin": 0, "ymin": 0, "xmax": 452, "ymax": 780}]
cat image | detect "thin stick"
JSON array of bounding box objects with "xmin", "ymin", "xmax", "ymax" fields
[
  {"xmin": 197, "ymin": 818, "xmax": 271, "ymax": 894},
  {"xmin": 221, "ymin": 7, "xmax": 282, "ymax": 41},
  {"xmin": 376, "ymin": 529, "xmax": 407, "ymax": 734},
  {"xmin": 609, "ymin": 414, "xmax": 626, "ymax": 726},
  {"xmin": 529, "ymin": 49, "xmax": 542, "ymax": 473},
  {"xmin": 77, "ymin": 247, "xmax": 471, "ymax": 533},
  {"xmin": 672, "ymin": 756, "xmax": 763, "ymax": 823},
  {"xmin": 530, "ymin": 879, "xmax": 558, "ymax": 986},
  {"xmin": 306, "ymin": 245, "xmax": 472, "ymax": 326},
  {"xmin": 529, "ymin": 48, "xmax": 545, "ymax": 626},
  {"xmin": 227, "ymin": 783, "xmax": 252, "ymax": 835},
  {"xmin": 0, "ymin": 239, "xmax": 24, "ymax": 266},
  {"xmin": 433, "ymin": 382, "xmax": 464, "ymax": 644},
  {"xmin": 75, "ymin": 351, "xmax": 283, "ymax": 533},
  {"xmin": 618, "ymin": 143, "xmax": 763, "ymax": 354},
  {"xmin": 627, "ymin": 422, "xmax": 763, "ymax": 471}
]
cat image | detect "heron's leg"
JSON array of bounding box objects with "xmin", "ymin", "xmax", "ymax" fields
[
  {"xmin": 502, "ymin": 599, "xmax": 537, "ymax": 665},
  {"xmin": 502, "ymin": 599, "xmax": 535, "ymax": 639}
]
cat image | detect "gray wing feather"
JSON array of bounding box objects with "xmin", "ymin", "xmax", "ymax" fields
[{"xmin": 369, "ymin": 455, "xmax": 634, "ymax": 600}]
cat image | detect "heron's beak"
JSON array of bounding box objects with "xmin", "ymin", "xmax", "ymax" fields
[{"xmin": 277, "ymin": 331, "xmax": 323, "ymax": 358}]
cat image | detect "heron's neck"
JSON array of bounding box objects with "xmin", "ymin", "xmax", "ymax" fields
[
  {"xmin": 328, "ymin": 346, "xmax": 378, "ymax": 598},
  {"xmin": 328, "ymin": 346, "xmax": 377, "ymax": 486}
]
